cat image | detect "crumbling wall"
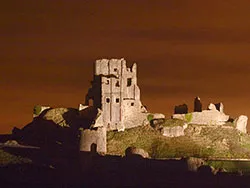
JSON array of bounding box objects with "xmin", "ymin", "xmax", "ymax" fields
[
  {"xmin": 173, "ymin": 110, "xmax": 229, "ymax": 125},
  {"xmin": 173, "ymin": 109, "xmax": 229, "ymax": 125},
  {"xmin": 86, "ymin": 58, "xmax": 147, "ymax": 131},
  {"xmin": 79, "ymin": 127, "xmax": 106, "ymax": 153},
  {"xmin": 173, "ymin": 98, "xmax": 230, "ymax": 126}
]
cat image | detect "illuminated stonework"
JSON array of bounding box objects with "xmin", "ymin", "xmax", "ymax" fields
[{"xmin": 85, "ymin": 58, "xmax": 147, "ymax": 131}]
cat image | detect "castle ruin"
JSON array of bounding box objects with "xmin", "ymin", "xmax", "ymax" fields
[
  {"xmin": 80, "ymin": 58, "xmax": 148, "ymax": 153},
  {"xmin": 85, "ymin": 58, "xmax": 148, "ymax": 131}
]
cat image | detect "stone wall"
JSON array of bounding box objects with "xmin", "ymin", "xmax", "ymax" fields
[
  {"xmin": 79, "ymin": 127, "xmax": 106, "ymax": 153},
  {"xmin": 173, "ymin": 110, "xmax": 229, "ymax": 126},
  {"xmin": 173, "ymin": 98, "xmax": 229, "ymax": 126},
  {"xmin": 85, "ymin": 59, "xmax": 147, "ymax": 131}
]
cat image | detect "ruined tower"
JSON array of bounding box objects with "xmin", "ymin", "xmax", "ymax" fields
[{"xmin": 85, "ymin": 58, "xmax": 147, "ymax": 131}]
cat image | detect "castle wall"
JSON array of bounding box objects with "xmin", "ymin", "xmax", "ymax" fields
[
  {"xmin": 86, "ymin": 58, "xmax": 147, "ymax": 131},
  {"xmin": 79, "ymin": 127, "xmax": 106, "ymax": 153},
  {"xmin": 95, "ymin": 59, "xmax": 109, "ymax": 75}
]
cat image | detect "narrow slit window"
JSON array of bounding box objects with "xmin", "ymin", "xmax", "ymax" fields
[
  {"xmin": 116, "ymin": 98, "xmax": 120, "ymax": 103},
  {"xmin": 115, "ymin": 81, "xmax": 120, "ymax": 87},
  {"xmin": 127, "ymin": 78, "xmax": 132, "ymax": 86}
]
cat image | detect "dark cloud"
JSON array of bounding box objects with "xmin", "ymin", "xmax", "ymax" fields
[
  {"xmin": 101, "ymin": 28, "xmax": 250, "ymax": 44},
  {"xmin": 1, "ymin": 0, "xmax": 250, "ymax": 133}
]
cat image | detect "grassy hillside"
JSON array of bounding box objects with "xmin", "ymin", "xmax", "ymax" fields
[{"xmin": 107, "ymin": 119, "xmax": 250, "ymax": 159}]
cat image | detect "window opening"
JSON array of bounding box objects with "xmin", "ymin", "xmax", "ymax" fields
[
  {"xmin": 116, "ymin": 98, "xmax": 120, "ymax": 103},
  {"xmin": 106, "ymin": 98, "xmax": 110, "ymax": 103},
  {"xmin": 127, "ymin": 78, "xmax": 132, "ymax": 86},
  {"xmin": 115, "ymin": 81, "xmax": 120, "ymax": 87},
  {"xmin": 131, "ymin": 102, "xmax": 134, "ymax": 106}
]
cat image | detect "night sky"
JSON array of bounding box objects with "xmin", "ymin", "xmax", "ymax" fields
[{"xmin": 2, "ymin": 0, "xmax": 250, "ymax": 133}]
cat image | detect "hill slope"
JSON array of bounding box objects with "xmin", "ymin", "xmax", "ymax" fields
[{"xmin": 107, "ymin": 119, "xmax": 250, "ymax": 159}]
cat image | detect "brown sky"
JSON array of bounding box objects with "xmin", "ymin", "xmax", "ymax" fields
[{"xmin": 1, "ymin": 0, "xmax": 250, "ymax": 133}]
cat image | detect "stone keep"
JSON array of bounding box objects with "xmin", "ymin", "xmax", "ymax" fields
[{"xmin": 85, "ymin": 58, "xmax": 147, "ymax": 131}]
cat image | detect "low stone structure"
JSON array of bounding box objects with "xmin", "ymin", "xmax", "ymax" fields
[
  {"xmin": 79, "ymin": 127, "xmax": 107, "ymax": 153},
  {"xmin": 172, "ymin": 97, "xmax": 250, "ymax": 135},
  {"xmin": 173, "ymin": 110, "xmax": 229, "ymax": 126},
  {"xmin": 173, "ymin": 98, "xmax": 229, "ymax": 126},
  {"xmin": 235, "ymin": 115, "xmax": 248, "ymax": 133}
]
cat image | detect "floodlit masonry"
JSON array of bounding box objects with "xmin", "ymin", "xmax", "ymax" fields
[
  {"xmin": 172, "ymin": 97, "xmax": 248, "ymax": 134},
  {"xmin": 80, "ymin": 58, "xmax": 149, "ymax": 153},
  {"xmin": 84, "ymin": 58, "xmax": 148, "ymax": 131},
  {"xmin": 32, "ymin": 59, "xmax": 151, "ymax": 153},
  {"xmin": 33, "ymin": 60, "xmax": 249, "ymax": 154}
]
